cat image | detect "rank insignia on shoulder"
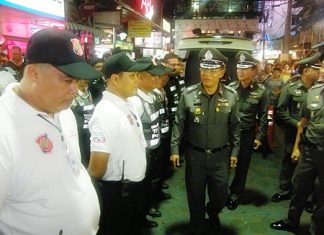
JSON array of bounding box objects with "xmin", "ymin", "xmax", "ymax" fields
[
  {"xmin": 295, "ymin": 90, "xmax": 301, "ymax": 95},
  {"xmin": 195, "ymin": 107, "xmax": 202, "ymax": 115},
  {"xmin": 224, "ymin": 103, "xmax": 229, "ymax": 106},
  {"xmin": 218, "ymin": 98, "xmax": 228, "ymax": 103},
  {"xmin": 250, "ymin": 91, "xmax": 258, "ymax": 96}
]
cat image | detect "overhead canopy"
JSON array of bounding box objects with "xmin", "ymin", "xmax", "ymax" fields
[{"xmin": 64, "ymin": 22, "xmax": 106, "ymax": 38}]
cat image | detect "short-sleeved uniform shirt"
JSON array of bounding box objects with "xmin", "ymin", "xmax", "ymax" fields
[
  {"xmin": 89, "ymin": 91, "xmax": 147, "ymax": 182},
  {"xmin": 0, "ymin": 84, "xmax": 100, "ymax": 235}
]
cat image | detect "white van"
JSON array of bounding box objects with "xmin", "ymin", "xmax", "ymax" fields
[{"xmin": 177, "ymin": 36, "xmax": 255, "ymax": 86}]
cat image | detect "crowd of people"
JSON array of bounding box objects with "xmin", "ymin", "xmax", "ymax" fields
[{"xmin": 0, "ymin": 28, "xmax": 323, "ymax": 235}]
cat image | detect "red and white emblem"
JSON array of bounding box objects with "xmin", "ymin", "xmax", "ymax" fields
[
  {"xmin": 70, "ymin": 38, "xmax": 84, "ymax": 56},
  {"xmin": 35, "ymin": 133, "xmax": 53, "ymax": 154}
]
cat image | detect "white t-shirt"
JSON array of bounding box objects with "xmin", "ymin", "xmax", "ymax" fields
[
  {"xmin": 89, "ymin": 91, "xmax": 146, "ymax": 182},
  {"xmin": 0, "ymin": 70, "xmax": 16, "ymax": 96},
  {"xmin": 0, "ymin": 85, "xmax": 100, "ymax": 235}
]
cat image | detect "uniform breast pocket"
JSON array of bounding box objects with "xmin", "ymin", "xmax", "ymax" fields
[
  {"xmin": 246, "ymin": 97, "xmax": 259, "ymax": 105},
  {"xmin": 189, "ymin": 107, "xmax": 206, "ymax": 125},
  {"xmin": 217, "ymin": 106, "xmax": 231, "ymax": 124}
]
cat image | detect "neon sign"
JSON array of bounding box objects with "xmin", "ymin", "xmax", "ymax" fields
[{"xmin": 139, "ymin": 0, "xmax": 154, "ymax": 20}]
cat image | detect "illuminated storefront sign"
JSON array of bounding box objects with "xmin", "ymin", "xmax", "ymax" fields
[
  {"xmin": 139, "ymin": 0, "xmax": 154, "ymax": 19},
  {"xmin": 0, "ymin": 0, "xmax": 65, "ymax": 20}
]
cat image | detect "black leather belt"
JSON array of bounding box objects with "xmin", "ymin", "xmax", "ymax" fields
[
  {"xmin": 188, "ymin": 143, "xmax": 229, "ymax": 153},
  {"xmin": 240, "ymin": 126, "xmax": 255, "ymax": 132}
]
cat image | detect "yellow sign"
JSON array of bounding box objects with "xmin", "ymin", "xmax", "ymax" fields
[{"xmin": 128, "ymin": 21, "xmax": 152, "ymax": 38}]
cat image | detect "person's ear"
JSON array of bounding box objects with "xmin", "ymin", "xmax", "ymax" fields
[{"xmin": 25, "ymin": 64, "xmax": 39, "ymax": 82}]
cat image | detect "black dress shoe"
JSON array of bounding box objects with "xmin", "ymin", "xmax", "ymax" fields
[
  {"xmin": 271, "ymin": 193, "xmax": 291, "ymax": 202},
  {"xmin": 143, "ymin": 219, "xmax": 158, "ymax": 228},
  {"xmin": 304, "ymin": 201, "xmax": 315, "ymax": 213},
  {"xmin": 162, "ymin": 183, "xmax": 169, "ymax": 189},
  {"xmin": 158, "ymin": 192, "xmax": 171, "ymax": 201},
  {"xmin": 209, "ymin": 216, "xmax": 220, "ymax": 231},
  {"xmin": 148, "ymin": 208, "xmax": 162, "ymax": 217},
  {"xmin": 270, "ymin": 219, "xmax": 298, "ymax": 232},
  {"xmin": 227, "ymin": 198, "xmax": 239, "ymax": 210}
]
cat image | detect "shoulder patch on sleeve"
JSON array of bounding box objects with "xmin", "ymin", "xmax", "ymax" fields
[{"xmin": 310, "ymin": 83, "xmax": 324, "ymax": 91}]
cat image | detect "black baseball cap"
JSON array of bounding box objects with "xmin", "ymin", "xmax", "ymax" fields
[
  {"xmin": 102, "ymin": 51, "xmax": 150, "ymax": 78},
  {"xmin": 236, "ymin": 51, "xmax": 259, "ymax": 69},
  {"xmin": 136, "ymin": 57, "xmax": 172, "ymax": 76},
  {"xmin": 199, "ymin": 48, "xmax": 228, "ymax": 69},
  {"xmin": 26, "ymin": 28, "xmax": 102, "ymax": 80}
]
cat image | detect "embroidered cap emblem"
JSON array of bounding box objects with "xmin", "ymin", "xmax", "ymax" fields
[
  {"xmin": 70, "ymin": 38, "xmax": 83, "ymax": 56},
  {"xmin": 35, "ymin": 133, "xmax": 53, "ymax": 153},
  {"xmin": 239, "ymin": 53, "xmax": 246, "ymax": 62},
  {"xmin": 204, "ymin": 50, "xmax": 213, "ymax": 60},
  {"xmin": 126, "ymin": 52, "xmax": 135, "ymax": 62}
]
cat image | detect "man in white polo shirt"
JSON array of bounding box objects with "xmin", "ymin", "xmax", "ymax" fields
[
  {"xmin": 0, "ymin": 29, "xmax": 102, "ymax": 235},
  {"xmin": 87, "ymin": 51, "xmax": 150, "ymax": 235}
]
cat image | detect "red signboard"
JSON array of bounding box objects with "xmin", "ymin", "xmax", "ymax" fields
[{"xmin": 122, "ymin": 0, "xmax": 162, "ymax": 26}]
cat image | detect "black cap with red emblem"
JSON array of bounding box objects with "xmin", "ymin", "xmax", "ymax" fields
[{"xmin": 26, "ymin": 28, "xmax": 102, "ymax": 80}]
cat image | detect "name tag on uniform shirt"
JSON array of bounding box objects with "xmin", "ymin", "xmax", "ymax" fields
[
  {"xmin": 170, "ymin": 86, "xmax": 176, "ymax": 92},
  {"xmin": 179, "ymin": 80, "xmax": 185, "ymax": 85}
]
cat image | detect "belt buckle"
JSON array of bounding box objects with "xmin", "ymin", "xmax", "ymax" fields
[{"xmin": 206, "ymin": 149, "xmax": 212, "ymax": 154}]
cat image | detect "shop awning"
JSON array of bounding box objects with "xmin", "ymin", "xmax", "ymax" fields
[{"xmin": 65, "ymin": 22, "xmax": 106, "ymax": 38}]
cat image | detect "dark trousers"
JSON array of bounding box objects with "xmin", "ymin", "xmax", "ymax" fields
[
  {"xmin": 278, "ymin": 150, "xmax": 297, "ymax": 193},
  {"xmin": 185, "ymin": 146, "xmax": 230, "ymax": 234},
  {"xmin": 160, "ymin": 135, "xmax": 171, "ymax": 182},
  {"xmin": 288, "ymin": 144, "xmax": 324, "ymax": 235},
  {"xmin": 230, "ymin": 129, "xmax": 255, "ymax": 196},
  {"xmin": 144, "ymin": 146, "xmax": 164, "ymax": 212},
  {"xmin": 277, "ymin": 128, "xmax": 297, "ymax": 193},
  {"xmin": 97, "ymin": 180, "xmax": 145, "ymax": 235}
]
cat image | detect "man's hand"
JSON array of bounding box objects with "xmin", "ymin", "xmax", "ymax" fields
[
  {"xmin": 253, "ymin": 139, "xmax": 262, "ymax": 150},
  {"xmin": 170, "ymin": 155, "xmax": 180, "ymax": 169},
  {"xmin": 230, "ymin": 156, "xmax": 238, "ymax": 169},
  {"xmin": 291, "ymin": 148, "xmax": 300, "ymax": 162}
]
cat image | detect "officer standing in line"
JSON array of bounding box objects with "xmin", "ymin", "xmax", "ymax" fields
[
  {"xmin": 271, "ymin": 64, "xmax": 323, "ymax": 234},
  {"xmin": 271, "ymin": 53, "xmax": 321, "ymax": 203},
  {"xmin": 163, "ymin": 53, "xmax": 186, "ymax": 126},
  {"xmin": 170, "ymin": 48, "xmax": 241, "ymax": 235},
  {"xmin": 87, "ymin": 51, "xmax": 150, "ymax": 235},
  {"xmin": 71, "ymin": 79, "xmax": 95, "ymax": 168},
  {"xmin": 153, "ymin": 62, "xmax": 173, "ymax": 191},
  {"xmin": 227, "ymin": 51, "xmax": 270, "ymax": 210},
  {"xmin": 129, "ymin": 57, "xmax": 169, "ymax": 227}
]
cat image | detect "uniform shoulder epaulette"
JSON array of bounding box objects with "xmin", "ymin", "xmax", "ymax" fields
[
  {"xmin": 184, "ymin": 84, "xmax": 199, "ymax": 93},
  {"xmin": 310, "ymin": 82, "xmax": 324, "ymax": 90},
  {"xmin": 288, "ymin": 79, "xmax": 301, "ymax": 87},
  {"xmin": 223, "ymin": 84, "xmax": 237, "ymax": 94},
  {"xmin": 256, "ymin": 83, "xmax": 266, "ymax": 90},
  {"xmin": 228, "ymin": 81, "xmax": 238, "ymax": 87}
]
